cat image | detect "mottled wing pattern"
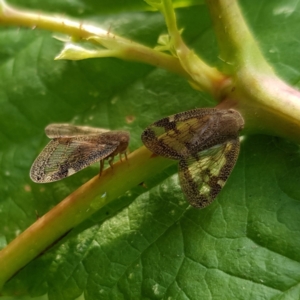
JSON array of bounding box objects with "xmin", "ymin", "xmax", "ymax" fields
[
  {"xmin": 142, "ymin": 109, "xmax": 218, "ymax": 159},
  {"xmin": 30, "ymin": 136, "xmax": 119, "ymax": 183},
  {"xmin": 141, "ymin": 108, "xmax": 244, "ymax": 209},
  {"xmin": 178, "ymin": 139, "xmax": 240, "ymax": 208}
]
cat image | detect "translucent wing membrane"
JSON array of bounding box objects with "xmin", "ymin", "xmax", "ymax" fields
[
  {"xmin": 30, "ymin": 124, "xmax": 130, "ymax": 183},
  {"xmin": 30, "ymin": 137, "xmax": 119, "ymax": 183}
]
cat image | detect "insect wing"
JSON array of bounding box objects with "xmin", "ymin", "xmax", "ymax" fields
[
  {"xmin": 178, "ymin": 139, "xmax": 240, "ymax": 208},
  {"xmin": 30, "ymin": 136, "xmax": 119, "ymax": 183},
  {"xmin": 45, "ymin": 124, "xmax": 110, "ymax": 138},
  {"xmin": 142, "ymin": 109, "xmax": 217, "ymax": 160}
]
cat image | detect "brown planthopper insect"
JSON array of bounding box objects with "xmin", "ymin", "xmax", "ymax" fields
[
  {"xmin": 30, "ymin": 124, "xmax": 130, "ymax": 183},
  {"xmin": 141, "ymin": 108, "xmax": 244, "ymax": 208}
]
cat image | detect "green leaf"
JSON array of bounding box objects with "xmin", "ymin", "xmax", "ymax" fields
[{"xmin": 0, "ymin": 0, "xmax": 300, "ymax": 299}]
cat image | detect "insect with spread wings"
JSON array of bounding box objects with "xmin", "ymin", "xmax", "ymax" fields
[
  {"xmin": 30, "ymin": 124, "xmax": 130, "ymax": 183},
  {"xmin": 141, "ymin": 108, "xmax": 244, "ymax": 208}
]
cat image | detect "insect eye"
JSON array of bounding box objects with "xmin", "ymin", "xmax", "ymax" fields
[{"xmin": 143, "ymin": 129, "xmax": 154, "ymax": 138}]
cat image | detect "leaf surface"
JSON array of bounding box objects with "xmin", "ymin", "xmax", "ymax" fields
[{"xmin": 1, "ymin": 0, "xmax": 300, "ymax": 299}]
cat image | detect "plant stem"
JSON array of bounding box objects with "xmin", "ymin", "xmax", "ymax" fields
[
  {"xmin": 0, "ymin": 0, "xmax": 189, "ymax": 79},
  {"xmin": 206, "ymin": 0, "xmax": 300, "ymax": 143},
  {"xmin": 0, "ymin": 147, "xmax": 174, "ymax": 288},
  {"xmin": 161, "ymin": 0, "xmax": 227, "ymax": 95},
  {"xmin": 1, "ymin": 0, "xmax": 300, "ymax": 288},
  {"xmin": 206, "ymin": 0, "xmax": 272, "ymax": 72}
]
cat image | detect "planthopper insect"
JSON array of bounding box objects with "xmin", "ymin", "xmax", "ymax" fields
[
  {"xmin": 30, "ymin": 124, "xmax": 130, "ymax": 183},
  {"xmin": 141, "ymin": 108, "xmax": 244, "ymax": 208}
]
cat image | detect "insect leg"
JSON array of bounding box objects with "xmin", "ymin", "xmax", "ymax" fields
[
  {"xmin": 119, "ymin": 150, "xmax": 128, "ymax": 162},
  {"xmin": 108, "ymin": 156, "xmax": 115, "ymax": 169},
  {"xmin": 99, "ymin": 159, "xmax": 104, "ymax": 176}
]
